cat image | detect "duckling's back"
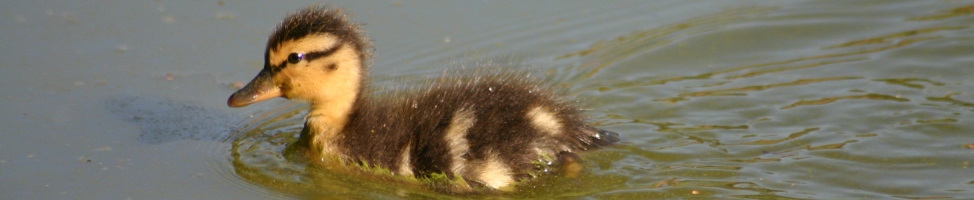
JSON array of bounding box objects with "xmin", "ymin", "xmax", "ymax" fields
[{"xmin": 338, "ymin": 72, "xmax": 618, "ymax": 190}]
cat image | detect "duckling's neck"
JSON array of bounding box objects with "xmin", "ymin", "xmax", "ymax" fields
[
  {"xmin": 306, "ymin": 88, "xmax": 368, "ymax": 158},
  {"xmin": 302, "ymin": 54, "xmax": 367, "ymax": 157},
  {"xmin": 305, "ymin": 105, "xmax": 349, "ymax": 155}
]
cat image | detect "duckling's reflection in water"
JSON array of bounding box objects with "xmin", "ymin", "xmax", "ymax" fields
[{"xmin": 105, "ymin": 95, "xmax": 241, "ymax": 144}]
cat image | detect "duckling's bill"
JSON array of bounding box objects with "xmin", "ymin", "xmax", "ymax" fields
[{"xmin": 228, "ymin": 68, "xmax": 282, "ymax": 107}]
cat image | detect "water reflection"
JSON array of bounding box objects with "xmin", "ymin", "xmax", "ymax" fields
[
  {"xmin": 557, "ymin": 6, "xmax": 779, "ymax": 80},
  {"xmin": 874, "ymin": 78, "xmax": 945, "ymax": 89},
  {"xmin": 105, "ymin": 95, "xmax": 238, "ymax": 144},
  {"xmin": 909, "ymin": 4, "xmax": 974, "ymax": 21},
  {"xmin": 780, "ymin": 93, "xmax": 909, "ymax": 109},
  {"xmin": 561, "ymin": 1, "xmax": 974, "ymax": 198},
  {"xmin": 928, "ymin": 93, "xmax": 974, "ymax": 108},
  {"xmin": 655, "ymin": 77, "xmax": 861, "ymax": 103}
]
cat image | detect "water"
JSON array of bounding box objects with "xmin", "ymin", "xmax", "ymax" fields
[{"xmin": 2, "ymin": 0, "xmax": 973, "ymax": 199}]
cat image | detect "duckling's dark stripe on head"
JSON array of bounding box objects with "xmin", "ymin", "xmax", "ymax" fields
[
  {"xmin": 273, "ymin": 40, "xmax": 344, "ymax": 69},
  {"xmin": 267, "ymin": 5, "xmax": 370, "ymax": 66},
  {"xmin": 305, "ymin": 41, "xmax": 344, "ymax": 61}
]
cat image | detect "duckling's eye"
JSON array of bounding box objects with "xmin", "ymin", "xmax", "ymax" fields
[{"xmin": 287, "ymin": 53, "xmax": 304, "ymax": 64}]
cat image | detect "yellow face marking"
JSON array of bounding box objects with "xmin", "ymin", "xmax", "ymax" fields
[
  {"xmin": 266, "ymin": 34, "xmax": 362, "ymax": 103},
  {"xmin": 266, "ymin": 33, "xmax": 364, "ymax": 156},
  {"xmin": 527, "ymin": 106, "xmax": 563, "ymax": 136},
  {"xmin": 444, "ymin": 109, "xmax": 475, "ymax": 174}
]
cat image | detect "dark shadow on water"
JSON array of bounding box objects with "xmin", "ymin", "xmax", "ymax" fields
[{"xmin": 104, "ymin": 95, "xmax": 242, "ymax": 144}]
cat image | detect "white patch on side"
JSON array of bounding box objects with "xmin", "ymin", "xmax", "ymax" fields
[
  {"xmin": 444, "ymin": 109, "xmax": 476, "ymax": 174},
  {"xmin": 398, "ymin": 143, "xmax": 413, "ymax": 176},
  {"xmin": 478, "ymin": 153, "xmax": 513, "ymax": 189},
  {"xmin": 527, "ymin": 106, "xmax": 563, "ymax": 136}
]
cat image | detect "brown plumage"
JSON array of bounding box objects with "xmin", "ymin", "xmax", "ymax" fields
[{"xmin": 228, "ymin": 5, "xmax": 618, "ymax": 192}]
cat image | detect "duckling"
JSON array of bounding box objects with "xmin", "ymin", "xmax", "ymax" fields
[{"xmin": 227, "ymin": 5, "xmax": 618, "ymax": 191}]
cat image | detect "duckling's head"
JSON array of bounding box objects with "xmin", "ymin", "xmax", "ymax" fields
[{"xmin": 228, "ymin": 5, "xmax": 370, "ymax": 108}]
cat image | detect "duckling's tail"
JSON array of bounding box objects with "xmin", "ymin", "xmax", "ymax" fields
[
  {"xmin": 558, "ymin": 128, "xmax": 617, "ymax": 178},
  {"xmin": 580, "ymin": 126, "xmax": 620, "ymax": 149}
]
